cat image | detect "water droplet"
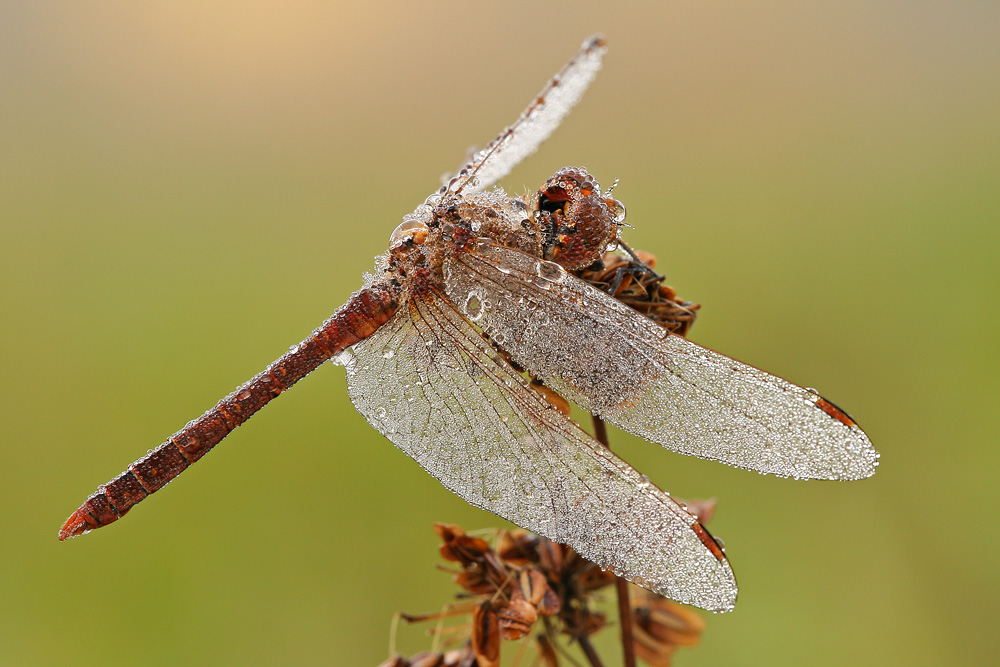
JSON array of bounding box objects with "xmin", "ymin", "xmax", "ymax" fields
[
  {"xmin": 609, "ymin": 198, "xmax": 626, "ymax": 224},
  {"xmin": 464, "ymin": 292, "xmax": 484, "ymax": 321},
  {"xmin": 382, "ymin": 350, "xmax": 396, "ymax": 359},
  {"xmin": 530, "ymin": 277, "xmax": 552, "ymax": 290},
  {"xmin": 374, "ymin": 406, "xmax": 387, "ymax": 420},
  {"xmin": 331, "ymin": 348, "xmax": 357, "ymax": 371},
  {"xmin": 389, "ymin": 219, "xmax": 429, "ymax": 246},
  {"xmin": 534, "ymin": 260, "xmax": 565, "ymax": 283}
]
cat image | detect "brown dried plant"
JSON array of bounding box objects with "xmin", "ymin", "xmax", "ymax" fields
[{"xmin": 380, "ymin": 517, "xmax": 712, "ymax": 667}]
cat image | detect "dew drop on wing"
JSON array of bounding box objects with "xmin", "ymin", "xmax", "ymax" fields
[
  {"xmin": 389, "ymin": 219, "xmax": 429, "ymax": 245},
  {"xmin": 531, "ymin": 308, "xmax": 550, "ymax": 326},
  {"xmin": 534, "ymin": 260, "xmax": 566, "ymax": 283},
  {"xmin": 331, "ymin": 347, "xmax": 357, "ymax": 372},
  {"xmin": 464, "ymin": 292, "xmax": 485, "ymax": 321}
]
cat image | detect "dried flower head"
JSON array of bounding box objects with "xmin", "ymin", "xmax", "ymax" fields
[
  {"xmin": 631, "ymin": 589, "xmax": 707, "ymax": 667},
  {"xmin": 576, "ymin": 249, "xmax": 700, "ymax": 337},
  {"xmin": 384, "ymin": 517, "xmax": 710, "ymax": 666}
]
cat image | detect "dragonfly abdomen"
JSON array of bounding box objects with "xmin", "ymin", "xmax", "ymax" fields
[{"xmin": 58, "ymin": 284, "xmax": 398, "ymax": 540}]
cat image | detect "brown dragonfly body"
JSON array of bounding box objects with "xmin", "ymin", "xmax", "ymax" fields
[
  {"xmin": 60, "ymin": 38, "xmax": 877, "ymax": 613},
  {"xmin": 58, "ymin": 285, "xmax": 399, "ymax": 538}
]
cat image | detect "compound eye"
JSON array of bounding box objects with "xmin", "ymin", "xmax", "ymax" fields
[{"xmin": 389, "ymin": 219, "xmax": 429, "ymax": 247}]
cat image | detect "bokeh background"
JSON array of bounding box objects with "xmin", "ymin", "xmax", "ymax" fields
[{"xmin": 2, "ymin": 2, "xmax": 997, "ymax": 665}]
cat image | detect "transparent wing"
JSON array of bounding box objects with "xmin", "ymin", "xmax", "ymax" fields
[
  {"xmin": 444, "ymin": 36, "xmax": 607, "ymax": 196},
  {"xmin": 444, "ymin": 243, "xmax": 879, "ymax": 481},
  {"xmin": 342, "ymin": 290, "xmax": 737, "ymax": 612}
]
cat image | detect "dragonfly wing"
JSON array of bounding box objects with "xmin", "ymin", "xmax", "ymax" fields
[
  {"xmin": 445, "ymin": 36, "xmax": 607, "ymax": 195},
  {"xmin": 444, "ymin": 243, "xmax": 879, "ymax": 481},
  {"xmin": 342, "ymin": 290, "xmax": 737, "ymax": 612}
]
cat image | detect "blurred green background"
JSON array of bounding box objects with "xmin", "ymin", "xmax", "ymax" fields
[{"xmin": 2, "ymin": 2, "xmax": 997, "ymax": 665}]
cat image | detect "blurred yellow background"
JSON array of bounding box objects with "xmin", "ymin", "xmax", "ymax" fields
[{"xmin": 2, "ymin": 2, "xmax": 997, "ymax": 665}]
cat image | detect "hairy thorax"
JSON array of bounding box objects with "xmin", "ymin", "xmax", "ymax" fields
[{"xmin": 378, "ymin": 167, "xmax": 625, "ymax": 298}]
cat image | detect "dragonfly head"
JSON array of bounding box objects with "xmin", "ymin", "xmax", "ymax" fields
[{"xmin": 535, "ymin": 167, "xmax": 624, "ymax": 271}]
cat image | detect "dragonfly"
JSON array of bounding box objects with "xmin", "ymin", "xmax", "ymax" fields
[{"xmin": 59, "ymin": 36, "xmax": 878, "ymax": 613}]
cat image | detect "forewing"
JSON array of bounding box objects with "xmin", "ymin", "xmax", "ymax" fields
[
  {"xmin": 444, "ymin": 243, "xmax": 879, "ymax": 481},
  {"xmin": 342, "ymin": 290, "xmax": 737, "ymax": 612},
  {"xmin": 445, "ymin": 36, "xmax": 606, "ymax": 195}
]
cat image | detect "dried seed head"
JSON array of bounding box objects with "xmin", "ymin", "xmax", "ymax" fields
[
  {"xmin": 496, "ymin": 529, "xmax": 536, "ymax": 565},
  {"xmin": 395, "ymin": 519, "xmax": 713, "ymax": 666},
  {"xmin": 632, "ymin": 587, "xmax": 707, "ymax": 666},
  {"xmin": 574, "ymin": 250, "xmax": 700, "ymax": 337},
  {"xmin": 518, "ymin": 568, "xmax": 549, "ymax": 606},
  {"xmin": 496, "ymin": 597, "xmax": 538, "ymax": 640},
  {"xmin": 434, "ymin": 523, "xmax": 491, "ymax": 566},
  {"xmin": 472, "ymin": 601, "xmax": 500, "ymax": 667}
]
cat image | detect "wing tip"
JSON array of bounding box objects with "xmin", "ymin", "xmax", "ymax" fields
[
  {"xmin": 659, "ymin": 563, "xmax": 738, "ymax": 614},
  {"xmin": 814, "ymin": 396, "xmax": 858, "ymax": 428},
  {"xmin": 646, "ymin": 524, "xmax": 739, "ymax": 613},
  {"xmin": 840, "ymin": 442, "xmax": 880, "ymax": 481},
  {"xmin": 583, "ymin": 35, "xmax": 608, "ymax": 52}
]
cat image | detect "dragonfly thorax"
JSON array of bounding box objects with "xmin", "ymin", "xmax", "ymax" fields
[
  {"xmin": 388, "ymin": 219, "xmax": 430, "ymax": 249},
  {"xmin": 432, "ymin": 167, "xmax": 624, "ymax": 271}
]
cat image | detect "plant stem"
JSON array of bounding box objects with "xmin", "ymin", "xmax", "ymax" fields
[
  {"xmin": 591, "ymin": 416, "xmax": 637, "ymax": 667},
  {"xmin": 579, "ymin": 634, "xmax": 606, "ymax": 667}
]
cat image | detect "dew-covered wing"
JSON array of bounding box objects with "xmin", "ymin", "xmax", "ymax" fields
[
  {"xmin": 445, "ymin": 36, "xmax": 606, "ymax": 196},
  {"xmin": 444, "ymin": 243, "xmax": 879, "ymax": 481},
  {"xmin": 341, "ymin": 290, "xmax": 737, "ymax": 612}
]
